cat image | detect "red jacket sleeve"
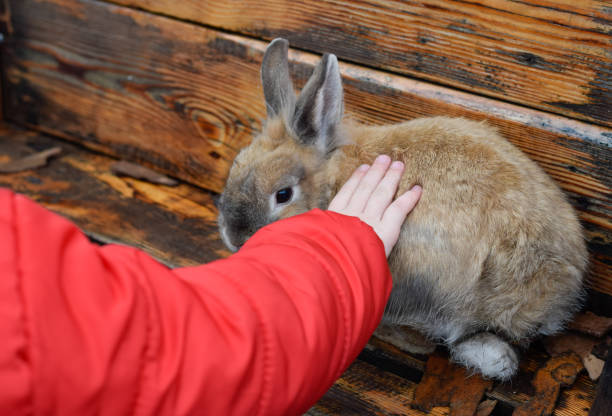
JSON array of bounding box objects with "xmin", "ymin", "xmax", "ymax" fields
[{"xmin": 0, "ymin": 189, "xmax": 392, "ymax": 416}]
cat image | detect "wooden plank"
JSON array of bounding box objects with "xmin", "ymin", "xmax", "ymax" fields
[
  {"xmin": 363, "ymin": 336, "xmax": 427, "ymax": 377},
  {"xmin": 553, "ymin": 373, "xmax": 596, "ymax": 416},
  {"xmin": 3, "ymin": 0, "xmax": 611, "ymax": 293},
  {"xmin": 585, "ymin": 290, "xmax": 612, "ymax": 319},
  {"xmin": 311, "ymin": 360, "xmax": 449, "ymax": 416},
  {"xmin": 108, "ymin": 0, "xmax": 612, "ymax": 126},
  {"xmin": 0, "ymin": 123, "xmax": 230, "ymax": 266}
]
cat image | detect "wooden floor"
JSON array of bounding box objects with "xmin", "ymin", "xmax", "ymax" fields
[{"xmin": 1, "ymin": 123, "xmax": 609, "ymax": 415}]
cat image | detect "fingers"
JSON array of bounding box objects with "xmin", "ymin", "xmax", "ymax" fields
[
  {"xmin": 328, "ymin": 164, "xmax": 370, "ymax": 211},
  {"xmin": 381, "ymin": 185, "xmax": 422, "ymax": 228},
  {"xmin": 327, "ymin": 155, "xmax": 422, "ymax": 258},
  {"xmin": 377, "ymin": 185, "xmax": 422, "ymax": 256},
  {"xmin": 346, "ymin": 155, "xmax": 392, "ymax": 212},
  {"xmin": 364, "ymin": 161, "xmax": 405, "ymax": 218}
]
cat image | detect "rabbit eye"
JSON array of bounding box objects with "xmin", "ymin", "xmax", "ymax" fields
[{"xmin": 275, "ymin": 187, "xmax": 293, "ymax": 204}]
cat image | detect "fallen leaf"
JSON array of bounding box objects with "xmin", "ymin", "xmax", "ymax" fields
[
  {"xmin": 414, "ymin": 352, "xmax": 492, "ymax": 416},
  {"xmin": 513, "ymin": 354, "xmax": 583, "ymax": 416},
  {"xmin": 111, "ymin": 161, "xmax": 178, "ymax": 186},
  {"xmin": 569, "ymin": 311, "xmax": 612, "ymax": 337},
  {"xmin": 544, "ymin": 333, "xmax": 609, "ymax": 381},
  {"xmin": 0, "ymin": 147, "xmax": 62, "ymax": 173},
  {"xmin": 583, "ymin": 354, "xmax": 605, "ymax": 380},
  {"xmin": 474, "ymin": 399, "xmax": 497, "ymax": 416}
]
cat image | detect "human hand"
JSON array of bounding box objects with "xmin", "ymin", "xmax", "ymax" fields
[{"xmin": 328, "ymin": 155, "xmax": 422, "ymax": 257}]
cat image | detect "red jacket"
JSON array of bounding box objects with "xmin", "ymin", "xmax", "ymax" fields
[{"xmin": 0, "ymin": 189, "xmax": 392, "ymax": 415}]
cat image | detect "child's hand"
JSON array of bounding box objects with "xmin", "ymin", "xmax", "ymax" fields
[{"xmin": 328, "ymin": 155, "xmax": 422, "ymax": 257}]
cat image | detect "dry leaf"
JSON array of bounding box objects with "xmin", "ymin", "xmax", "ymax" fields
[
  {"xmin": 0, "ymin": 147, "xmax": 62, "ymax": 173},
  {"xmin": 583, "ymin": 354, "xmax": 605, "ymax": 380},
  {"xmin": 475, "ymin": 399, "xmax": 497, "ymax": 416},
  {"xmin": 111, "ymin": 161, "xmax": 178, "ymax": 186},
  {"xmin": 544, "ymin": 333, "xmax": 608, "ymax": 380},
  {"xmin": 513, "ymin": 354, "xmax": 582, "ymax": 416},
  {"xmin": 414, "ymin": 352, "xmax": 492, "ymax": 415}
]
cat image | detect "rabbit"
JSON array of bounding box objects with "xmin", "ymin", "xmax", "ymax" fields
[{"xmin": 217, "ymin": 38, "xmax": 588, "ymax": 380}]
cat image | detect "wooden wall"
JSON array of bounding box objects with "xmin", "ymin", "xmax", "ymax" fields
[
  {"xmin": 111, "ymin": 0, "xmax": 612, "ymax": 127},
  {"xmin": 1, "ymin": 0, "xmax": 610, "ymax": 294}
]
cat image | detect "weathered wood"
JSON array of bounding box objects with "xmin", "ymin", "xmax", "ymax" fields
[
  {"xmin": 311, "ymin": 359, "xmax": 449, "ymax": 416},
  {"xmin": 0, "ymin": 124, "xmax": 230, "ymax": 266},
  {"xmin": 553, "ymin": 373, "xmax": 596, "ymax": 416},
  {"xmin": 475, "ymin": 399, "xmax": 498, "ymax": 416},
  {"xmin": 109, "ymin": 0, "xmax": 612, "ymax": 126},
  {"xmin": 364, "ymin": 336, "xmax": 427, "ymax": 376},
  {"xmin": 569, "ymin": 312, "xmax": 612, "ymax": 338},
  {"xmin": 4, "ymin": 0, "xmax": 610, "ymax": 294},
  {"xmin": 584, "ymin": 290, "xmax": 612, "ymax": 318}
]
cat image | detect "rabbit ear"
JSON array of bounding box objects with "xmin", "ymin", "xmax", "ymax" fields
[
  {"xmin": 292, "ymin": 53, "xmax": 344, "ymax": 153},
  {"xmin": 261, "ymin": 38, "xmax": 296, "ymax": 119}
]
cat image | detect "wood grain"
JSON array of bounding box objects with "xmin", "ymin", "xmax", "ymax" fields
[
  {"xmin": 310, "ymin": 360, "xmax": 449, "ymax": 416},
  {"xmin": 0, "ymin": 124, "xmax": 230, "ymax": 266},
  {"xmin": 4, "ymin": 0, "xmax": 610, "ymax": 294},
  {"xmin": 553, "ymin": 373, "xmax": 596, "ymax": 416},
  {"xmin": 108, "ymin": 0, "xmax": 612, "ymax": 126}
]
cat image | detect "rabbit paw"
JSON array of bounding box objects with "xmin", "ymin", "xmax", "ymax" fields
[{"xmin": 450, "ymin": 333, "xmax": 518, "ymax": 380}]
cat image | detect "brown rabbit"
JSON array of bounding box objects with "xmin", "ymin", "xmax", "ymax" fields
[{"xmin": 217, "ymin": 38, "xmax": 587, "ymax": 380}]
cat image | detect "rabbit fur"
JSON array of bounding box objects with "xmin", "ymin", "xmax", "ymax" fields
[{"xmin": 217, "ymin": 39, "xmax": 587, "ymax": 380}]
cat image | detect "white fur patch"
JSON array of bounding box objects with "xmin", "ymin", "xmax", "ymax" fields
[
  {"xmin": 537, "ymin": 319, "xmax": 564, "ymax": 336},
  {"xmin": 451, "ymin": 333, "xmax": 518, "ymax": 380},
  {"xmin": 218, "ymin": 213, "xmax": 239, "ymax": 252}
]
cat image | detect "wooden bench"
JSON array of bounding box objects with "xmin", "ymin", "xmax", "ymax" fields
[{"xmin": 0, "ymin": 0, "xmax": 610, "ymax": 414}]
